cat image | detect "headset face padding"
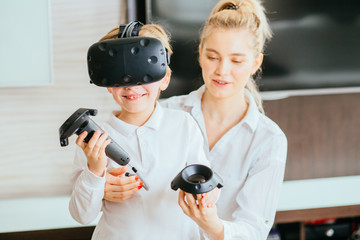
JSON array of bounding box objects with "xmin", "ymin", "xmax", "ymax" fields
[{"xmin": 87, "ymin": 37, "xmax": 169, "ymax": 87}]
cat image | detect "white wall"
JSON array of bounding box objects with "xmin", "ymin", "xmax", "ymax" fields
[{"xmin": 0, "ymin": 0, "xmax": 127, "ymax": 199}]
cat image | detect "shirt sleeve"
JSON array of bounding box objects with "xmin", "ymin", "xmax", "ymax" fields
[
  {"xmin": 68, "ymin": 147, "xmax": 106, "ymax": 225},
  {"xmin": 222, "ymin": 133, "xmax": 287, "ymax": 240}
]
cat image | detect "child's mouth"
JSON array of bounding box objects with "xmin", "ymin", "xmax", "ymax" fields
[{"xmin": 123, "ymin": 94, "xmax": 146, "ymax": 100}]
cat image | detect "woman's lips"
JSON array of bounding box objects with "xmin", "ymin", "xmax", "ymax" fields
[{"xmin": 213, "ymin": 79, "xmax": 230, "ymax": 86}]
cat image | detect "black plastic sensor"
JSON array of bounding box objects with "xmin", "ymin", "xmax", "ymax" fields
[
  {"xmin": 87, "ymin": 37, "xmax": 170, "ymax": 88},
  {"xmin": 171, "ymin": 164, "xmax": 223, "ymax": 194}
]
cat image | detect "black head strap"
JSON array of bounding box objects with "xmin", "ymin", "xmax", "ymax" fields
[{"xmin": 118, "ymin": 21, "xmax": 144, "ymax": 38}]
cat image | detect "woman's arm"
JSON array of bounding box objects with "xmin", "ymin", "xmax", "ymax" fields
[
  {"xmin": 179, "ymin": 133, "xmax": 287, "ymax": 240},
  {"xmin": 221, "ymin": 134, "xmax": 287, "ymax": 239},
  {"xmin": 178, "ymin": 190, "xmax": 224, "ymax": 240}
]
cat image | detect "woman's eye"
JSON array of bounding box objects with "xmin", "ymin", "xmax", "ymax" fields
[
  {"xmin": 207, "ymin": 56, "xmax": 218, "ymax": 60},
  {"xmin": 232, "ymin": 60, "xmax": 243, "ymax": 64}
]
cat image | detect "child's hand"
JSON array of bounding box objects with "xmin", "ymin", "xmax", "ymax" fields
[
  {"xmin": 76, "ymin": 130, "xmax": 111, "ymax": 177},
  {"xmin": 104, "ymin": 167, "xmax": 143, "ymax": 201}
]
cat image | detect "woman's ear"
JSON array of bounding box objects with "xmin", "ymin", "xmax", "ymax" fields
[
  {"xmin": 252, "ymin": 53, "xmax": 263, "ymax": 75},
  {"xmin": 107, "ymin": 88, "xmax": 113, "ymax": 94},
  {"xmin": 159, "ymin": 72, "xmax": 171, "ymax": 91}
]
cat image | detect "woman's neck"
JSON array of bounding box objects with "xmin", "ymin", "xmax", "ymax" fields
[
  {"xmin": 201, "ymin": 90, "xmax": 248, "ymax": 125},
  {"xmin": 201, "ymin": 90, "xmax": 248, "ymax": 150}
]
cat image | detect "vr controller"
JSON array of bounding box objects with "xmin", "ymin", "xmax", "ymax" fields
[
  {"xmin": 171, "ymin": 164, "xmax": 223, "ymax": 196},
  {"xmin": 87, "ymin": 37, "xmax": 170, "ymax": 88},
  {"xmin": 59, "ymin": 108, "xmax": 149, "ymax": 190}
]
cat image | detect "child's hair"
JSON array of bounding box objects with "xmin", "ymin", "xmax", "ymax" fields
[
  {"xmin": 200, "ymin": 0, "xmax": 272, "ymax": 113},
  {"xmin": 99, "ymin": 24, "xmax": 173, "ymax": 75}
]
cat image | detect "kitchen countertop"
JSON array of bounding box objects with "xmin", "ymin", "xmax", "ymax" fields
[{"xmin": 1, "ymin": 175, "xmax": 359, "ymax": 233}]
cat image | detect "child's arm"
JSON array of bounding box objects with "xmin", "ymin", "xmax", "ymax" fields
[{"xmin": 68, "ymin": 129, "xmax": 110, "ymax": 225}]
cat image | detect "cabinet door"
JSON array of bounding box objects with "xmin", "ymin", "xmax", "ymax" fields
[{"xmin": 0, "ymin": 0, "xmax": 52, "ymax": 87}]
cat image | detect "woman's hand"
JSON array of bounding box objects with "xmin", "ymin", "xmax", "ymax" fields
[
  {"xmin": 178, "ymin": 190, "xmax": 224, "ymax": 240},
  {"xmin": 104, "ymin": 167, "xmax": 143, "ymax": 202},
  {"xmin": 76, "ymin": 130, "xmax": 110, "ymax": 177},
  {"xmin": 199, "ymin": 187, "xmax": 219, "ymax": 208}
]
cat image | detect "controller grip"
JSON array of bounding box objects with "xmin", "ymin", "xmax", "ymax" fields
[
  {"xmin": 105, "ymin": 141, "xmax": 130, "ymax": 166},
  {"xmin": 81, "ymin": 119, "xmax": 130, "ymax": 166}
]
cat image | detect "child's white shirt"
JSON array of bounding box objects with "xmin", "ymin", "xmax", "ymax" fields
[{"xmin": 69, "ymin": 103, "xmax": 209, "ymax": 240}]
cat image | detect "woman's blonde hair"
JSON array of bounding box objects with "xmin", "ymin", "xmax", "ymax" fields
[
  {"xmin": 99, "ymin": 24, "xmax": 173, "ymax": 75},
  {"xmin": 200, "ymin": 0, "xmax": 272, "ymax": 113}
]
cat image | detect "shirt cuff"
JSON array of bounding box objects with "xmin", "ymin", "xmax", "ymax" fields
[
  {"xmin": 222, "ymin": 220, "xmax": 232, "ymax": 240},
  {"xmin": 81, "ymin": 167, "xmax": 106, "ymax": 189}
]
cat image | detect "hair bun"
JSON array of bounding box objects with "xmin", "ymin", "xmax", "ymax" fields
[{"xmin": 222, "ymin": 3, "xmax": 240, "ymax": 11}]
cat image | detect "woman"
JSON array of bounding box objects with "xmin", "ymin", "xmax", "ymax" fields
[
  {"xmin": 105, "ymin": 0, "xmax": 287, "ymax": 239},
  {"xmin": 161, "ymin": 0, "xmax": 287, "ymax": 239}
]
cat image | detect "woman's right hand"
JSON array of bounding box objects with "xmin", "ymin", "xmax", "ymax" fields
[{"xmin": 104, "ymin": 167, "xmax": 143, "ymax": 202}]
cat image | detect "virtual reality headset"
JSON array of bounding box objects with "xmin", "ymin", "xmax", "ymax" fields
[{"xmin": 87, "ymin": 21, "xmax": 170, "ymax": 88}]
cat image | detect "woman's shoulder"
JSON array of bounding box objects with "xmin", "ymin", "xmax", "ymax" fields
[
  {"xmin": 257, "ymin": 113, "xmax": 287, "ymax": 141},
  {"xmin": 159, "ymin": 106, "xmax": 199, "ymax": 130},
  {"xmin": 160, "ymin": 86, "xmax": 203, "ymax": 110},
  {"xmin": 161, "ymin": 106, "xmax": 193, "ymax": 121},
  {"xmin": 159, "ymin": 94, "xmax": 188, "ymax": 110}
]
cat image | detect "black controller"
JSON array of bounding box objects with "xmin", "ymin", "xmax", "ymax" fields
[
  {"xmin": 171, "ymin": 164, "xmax": 223, "ymax": 195},
  {"xmin": 59, "ymin": 108, "xmax": 150, "ymax": 191},
  {"xmin": 59, "ymin": 108, "xmax": 150, "ymax": 190},
  {"xmin": 59, "ymin": 108, "xmax": 130, "ymax": 166}
]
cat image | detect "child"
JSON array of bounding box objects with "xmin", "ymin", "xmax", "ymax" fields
[{"xmin": 68, "ymin": 22, "xmax": 210, "ymax": 240}]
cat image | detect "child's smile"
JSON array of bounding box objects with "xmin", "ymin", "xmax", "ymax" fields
[{"xmin": 122, "ymin": 93, "xmax": 147, "ymax": 101}]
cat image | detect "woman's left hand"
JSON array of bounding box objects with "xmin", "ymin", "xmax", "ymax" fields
[
  {"xmin": 199, "ymin": 187, "xmax": 219, "ymax": 208},
  {"xmin": 178, "ymin": 190, "xmax": 224, "ymax": 240}
]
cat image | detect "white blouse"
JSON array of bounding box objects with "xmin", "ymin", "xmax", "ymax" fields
[
  {"xmin": 161, "ymin": 86, "xmax": 288, "ymax": 240},
  {"xmin": 69, "ymin": 103, "xmax": 209, "ymax": 240}
]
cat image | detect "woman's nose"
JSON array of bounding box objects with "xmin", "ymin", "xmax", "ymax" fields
[{"xmin": 215, "ymin": 60, "xmax": 230, "ymax": 76}]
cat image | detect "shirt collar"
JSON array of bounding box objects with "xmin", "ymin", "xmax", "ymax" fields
[
  {"xmin": 242, "ymin": 89, "xmax": 260, "ymax": 133},
  {"xmin": 108, "ymin": 102, "xmax": 163, "ymax": 136},
  {"xmin": 143, "ymin": 101, "xmax": 163, "ymax": 131},
  {"xmin": 184, "ymin": 85, "xmax": 206, "ymax": 108},
  {"xmin": 183, "ymin": 84, "xmax": 260, "ymax": 133}
]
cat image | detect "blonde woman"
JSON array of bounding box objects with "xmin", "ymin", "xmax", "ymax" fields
[{"xmin": 161, "ymin": 0, "xmax": 288, "ymax": 239}]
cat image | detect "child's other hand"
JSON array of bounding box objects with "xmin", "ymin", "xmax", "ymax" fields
[
  {"xmin": 104, "ymin": 167, "xmax": 143, "ymax": 201},
  {"xmin": 76, "ymin": 130, "xmax": 111, "ymax": 177}
]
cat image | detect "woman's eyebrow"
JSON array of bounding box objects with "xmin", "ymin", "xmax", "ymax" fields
[{"xmin": 205, "ymin": 48, "xmax": 246, "ymax": 57}]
